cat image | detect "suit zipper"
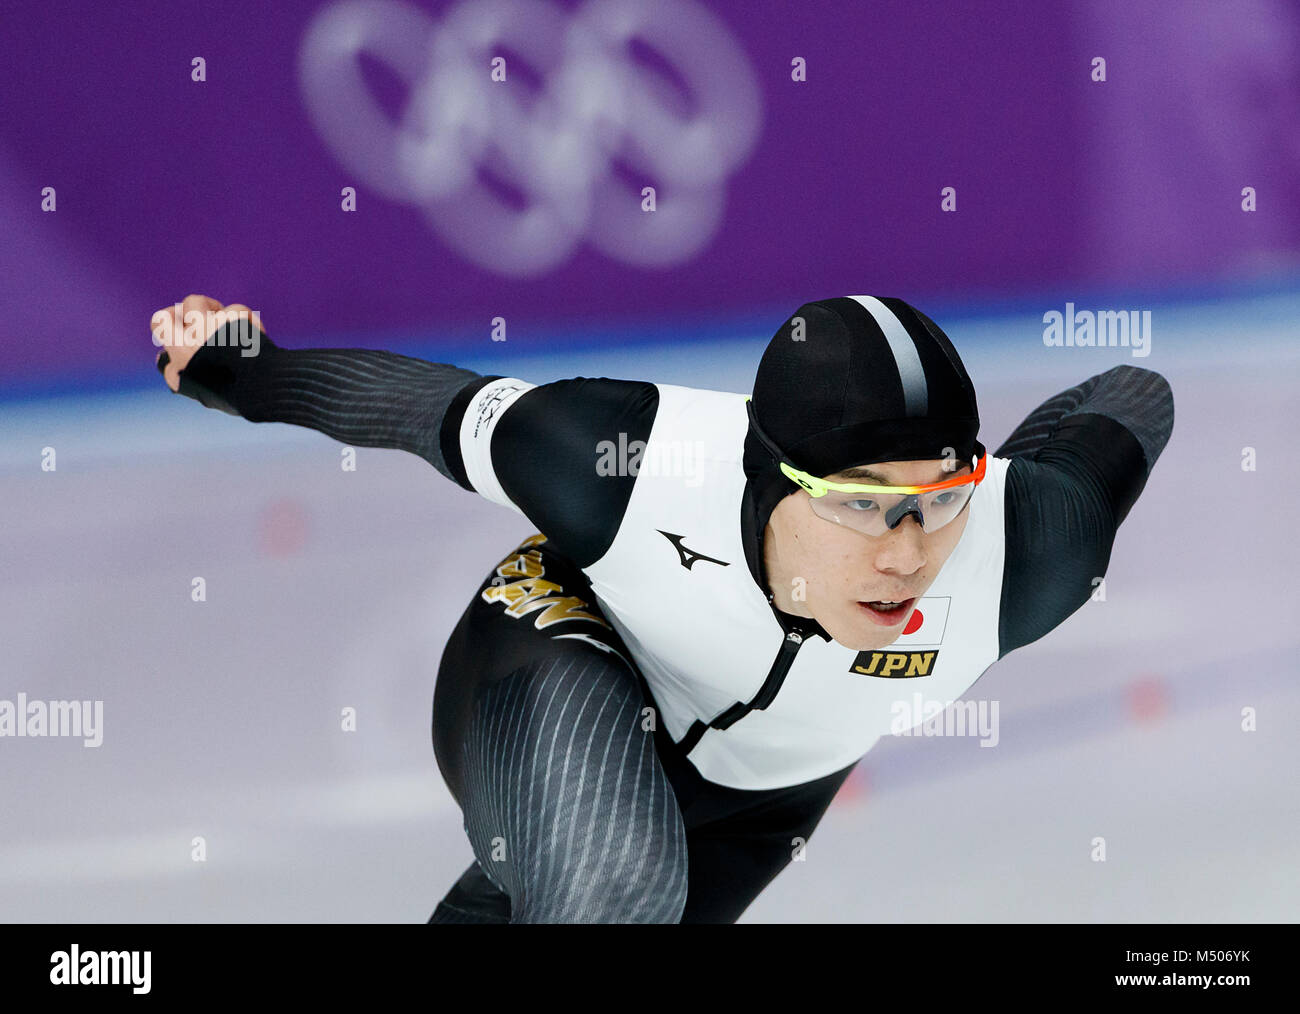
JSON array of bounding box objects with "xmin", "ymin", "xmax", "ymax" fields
[{"xmin": 708, "ymin": 625, "xmax": 807, "ymax": 731}]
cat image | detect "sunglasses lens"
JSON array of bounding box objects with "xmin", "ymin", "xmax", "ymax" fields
[{"xmin": 807, "ymin": 484, "xmax": 975, "ymax": 535}]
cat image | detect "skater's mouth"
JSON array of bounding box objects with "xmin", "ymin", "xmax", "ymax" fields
[{"xmin": 856, "ymin": 597, "xmax": 916, "ymax": 626}]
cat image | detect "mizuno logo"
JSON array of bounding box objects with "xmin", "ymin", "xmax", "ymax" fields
[{"xmin": 657, "ymin": 530, "xmax": 730, "ymax": 570}]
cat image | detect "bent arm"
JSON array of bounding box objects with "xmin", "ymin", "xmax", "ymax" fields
[{"xmin": 996, "ymin": 365, "xmax": 1175, "ymax": 657}]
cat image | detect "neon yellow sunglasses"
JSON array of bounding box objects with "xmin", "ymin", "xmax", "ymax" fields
[{"xmin": 745, "ymin": 396, "xmax": 986, "ymax": 535}]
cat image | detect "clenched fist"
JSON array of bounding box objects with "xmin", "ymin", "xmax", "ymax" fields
[{"xmin": 152, "ymin": 294, "xmax": 265, "ymax": 392}]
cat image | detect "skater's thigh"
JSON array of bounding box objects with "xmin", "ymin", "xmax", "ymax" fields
[
  {"xmin": 432, "ymin": 534, "xmax": 688, "ymax": 922},
  {"xmin": 459, "ymin": 647, "xmax": 687, "ymax": 922},
  {"xmin": 432, "ymin": 532, "xmax": 633, "ymax": 802}
]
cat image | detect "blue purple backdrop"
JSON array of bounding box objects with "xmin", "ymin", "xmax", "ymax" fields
[{"xmin": 3, "ymin": 0, "xmax": 1297, "ymax": 395}]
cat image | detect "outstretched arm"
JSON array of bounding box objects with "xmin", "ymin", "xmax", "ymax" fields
[
  {"xmin": 155, "ymin": 296, "xmax": 660, "ymax": 565},
  {"xmin": 996, "ymin": 364, "xmax": 1175, "ymax": 657},
  {"xmin": 164, "ymin": 318, "xmax": 491, "ymax": 482}
]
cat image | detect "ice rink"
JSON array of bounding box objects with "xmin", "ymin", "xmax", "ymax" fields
[{"xmin": 2, "ymin": 292, "xmax": 1297, "ymax": 922}]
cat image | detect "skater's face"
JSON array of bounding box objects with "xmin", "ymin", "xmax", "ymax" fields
[{"xmin": 763, "ymin": 458, "xmax": 972, "ymax": 651}]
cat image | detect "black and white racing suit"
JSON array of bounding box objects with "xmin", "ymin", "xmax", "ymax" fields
[{"xmin": 170, "ymin": 327, "xmax": 1173, "ymax": 922}]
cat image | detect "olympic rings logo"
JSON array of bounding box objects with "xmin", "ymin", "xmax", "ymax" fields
[{"xmin": 298, "ymin": 0, "xmax": 763, "ymax": 276}]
